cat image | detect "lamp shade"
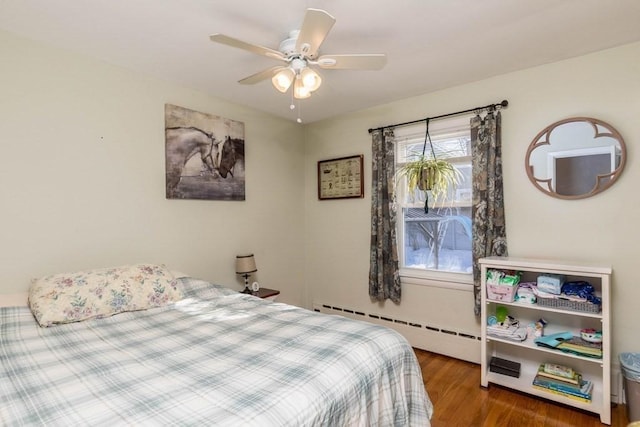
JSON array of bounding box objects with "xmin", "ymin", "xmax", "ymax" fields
[
  {"xmin": 300, "ymin": 68, "xmax": 322, "ymax": 92},
  {"xmin": 235, "ymin": 254, "xmax": 257, "ymax": 275},
  {"xmin": 272, "ymin": 68, "xmax": 295, "ymax": 93},
  {"xmin": 293, "ymin": 77, "xmax": 311, "ymax": 99}
]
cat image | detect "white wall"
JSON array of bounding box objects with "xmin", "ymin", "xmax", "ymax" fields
[
  {"xmin": 0, "ymin": 30, "xmax": 306, "ymax": 306},
  {"xmin": 2, "ymin": 27, "xmax": 638, "ymax": 363},
  {"xmin": 304, "ymin": 42, "xmax": 640, "ymax": 360}
]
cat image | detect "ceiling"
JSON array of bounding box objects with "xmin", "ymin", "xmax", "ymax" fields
[{"xmin": 2, "ymin": 1, "xmax": 640, "ymax": 123}]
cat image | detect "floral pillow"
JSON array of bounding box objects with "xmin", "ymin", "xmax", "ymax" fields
[{"xmin": 29, "ymin": 264, "xmax": 183, "ymax": 327}]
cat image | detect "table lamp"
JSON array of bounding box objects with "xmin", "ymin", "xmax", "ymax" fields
[{"xmin": 235, "ymin": 254, "xmax": 257, "ymax": 294}]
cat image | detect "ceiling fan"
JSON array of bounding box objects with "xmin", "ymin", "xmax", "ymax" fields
[{"xmin": 209, "ymin": 8, "xmax": 387, "ymax": 101}]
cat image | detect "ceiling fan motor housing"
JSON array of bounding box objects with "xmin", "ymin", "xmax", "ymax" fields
[
  {"xmin": 279, "ymin": 30, "xmax": 316, "ymax": 60},
  {"xmin": 279, "ymin": 30, "xmax": 300, "ymax": 57}
]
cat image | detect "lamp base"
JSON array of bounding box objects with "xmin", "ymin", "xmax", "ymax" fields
[{"xmin": 241, "ymin": 276, "xmax": 252, "ymax": 294}]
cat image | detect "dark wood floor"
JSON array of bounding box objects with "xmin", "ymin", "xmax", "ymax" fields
[{"xmin": 414, "ymin": 348, "xmax": 630, "ymax": 427}]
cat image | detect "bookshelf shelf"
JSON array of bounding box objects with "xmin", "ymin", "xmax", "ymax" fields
[{"xmin": 479, "ymin": 256, "xmax": 611, "ymax": 425}]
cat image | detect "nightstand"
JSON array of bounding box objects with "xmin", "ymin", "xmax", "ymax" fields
[{"xmin": 253, "ymin": 287, "xmax": 280, "ymax": 301}]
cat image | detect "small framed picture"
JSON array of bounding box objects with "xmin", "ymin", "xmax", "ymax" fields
[{"xmin": 317, "ymin": 155, "xmax": 364, "ymax": 200}]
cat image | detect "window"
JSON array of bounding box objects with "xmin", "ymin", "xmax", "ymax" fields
[{"xmin": 395, "ymin": 116, "xmax": 473, "ymax": 277}]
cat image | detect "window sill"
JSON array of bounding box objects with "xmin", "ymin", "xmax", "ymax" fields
[{"xmin": 399, "ymin": 268, "xmax": 473, "ymax": 291}]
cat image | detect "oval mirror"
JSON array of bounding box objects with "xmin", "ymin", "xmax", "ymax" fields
[{"xmin": 525, "ymin": 117, "xmax": 626, "ymax": 199}]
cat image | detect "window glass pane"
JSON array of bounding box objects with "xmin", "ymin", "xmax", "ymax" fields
[
  {"xmin": 395, "ymin": 116, "xmax": 473, "ymax": 276},
  {"xmin": 403, "ymin": 207, "xmax": 472, "ymax": 274}
]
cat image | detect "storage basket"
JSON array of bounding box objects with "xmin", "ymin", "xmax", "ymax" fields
[
  {"xmin": 487, "ymin": 282, "xmax": 518, "ymax": 302},
  {"xmin": 536, "ymin": 295, "xmax": 601, "ymax": 313}
]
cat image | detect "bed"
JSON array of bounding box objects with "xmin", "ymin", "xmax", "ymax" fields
[{"xmin": 0, "ymin": 267, "xmax": 433, "ymax": 426}]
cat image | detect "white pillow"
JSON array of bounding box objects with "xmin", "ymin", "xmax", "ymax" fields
[{"xmin": 29, "ymin": 264, "xmax": 183, "ymax": 327}]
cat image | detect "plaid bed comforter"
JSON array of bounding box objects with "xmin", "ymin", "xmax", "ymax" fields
[{"xmin": 0, "ymin": 278, "xmax": 433, "ymax": 426}]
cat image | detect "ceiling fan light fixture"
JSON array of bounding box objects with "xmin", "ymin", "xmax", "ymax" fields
[
  {"xmin": 293, "ymin": 77, "xmax": 311, "ymax": 99},
  {"xmin": 300, "ymin": 68, "xmax": 322, "ymax": 92},
  {"xmin": 272, "ymin": 68, "xmax": 295, "ymax": 93},
  {"xmin": 209, "ymin": 8, "xmax": 387, "ymax": 120}
]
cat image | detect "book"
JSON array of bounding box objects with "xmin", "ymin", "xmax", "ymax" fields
[
  {"xmin": 532, "ymin": 385, "xmax": 592, "ymax": 403},
  {"xmin": 556, "ymin": 337, "xmax": 603, "ymax": 359},
  {"xmin": 534, "ymin": 376, "xmax": 582, "ymax": 392},
  {"xmin": 538, "ymin": 363, "xmax": 581, "ymax": 384},
  {"xmin": 537, "ymin": 370, "xmax": 582, "ymax": 385},
  {"xmin": 542, "ymin": 363, "xmax": 576, "ymax": 379},
  {"xmin": 533, "ymin": 378, "xmax": 592, "ymax": 398},
  {"xmin": 533, "ymin": 375, "xmax": 592, "ymax": 396}
]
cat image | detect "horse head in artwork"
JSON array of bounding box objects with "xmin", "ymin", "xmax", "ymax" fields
[
  {"xmin": 215, "ymin": 136, "xmax": 239, "ymax": 179},
  {"xmin": 165, "ymin": 126, "xmax": 217, "ymax": 198}
]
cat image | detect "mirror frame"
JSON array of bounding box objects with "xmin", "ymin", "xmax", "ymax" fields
[{"xmin": 525, "ymin": 117, "xmax": 626, "ymax": 200}]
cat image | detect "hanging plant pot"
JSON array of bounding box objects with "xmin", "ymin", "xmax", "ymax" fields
[
  {"xmin": 418, "ymin": 165, "xmax": 436, "ymax": 191},
  {"xmin": 399, "ymin": 158, "xmax": 460, "ymax": 201}
]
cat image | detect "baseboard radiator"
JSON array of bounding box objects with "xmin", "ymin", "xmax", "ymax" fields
[
  {"xmin": 312, "ymin": 302, "xmax": 481, "ymax": 364},
  {"xmin": 312, "ymin": 302, "xmax": 624, "ymax": 403}
]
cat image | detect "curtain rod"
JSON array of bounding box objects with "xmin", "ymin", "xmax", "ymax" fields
[{"xmin": 367, "ymin": 99, "xmax": 509, "ymax": 134}]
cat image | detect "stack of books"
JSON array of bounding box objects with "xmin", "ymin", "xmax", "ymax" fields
[
  {"xmin": 556, "ymin": 336, "xmax": 603, "ymax": 359},
  {"xmin": 532, "ymin": 363, "xmax": 593, "ymax": 402}
]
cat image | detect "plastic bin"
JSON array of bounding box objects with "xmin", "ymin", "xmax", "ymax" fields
[{"xmin": 620, "ymin": 353, "xmax": 640, "ymax": 422}]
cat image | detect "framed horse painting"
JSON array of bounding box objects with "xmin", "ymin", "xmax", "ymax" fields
[{"xmin": 164, "ymin": 104, "xmax": 245, "ymax": 201}]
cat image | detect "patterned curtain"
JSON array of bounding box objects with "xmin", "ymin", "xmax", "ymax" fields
[
  {"xmin": 369, "ymin": 128, "xmax": 401, "ymax": 303},
  {"xmin": 471, "ymin": 111, "xmax": 508, "ymax": 315}
]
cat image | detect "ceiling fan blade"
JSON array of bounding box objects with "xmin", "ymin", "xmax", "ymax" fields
[
  {"xmin": 238, "ymin": 66, "xmax": 286, "ymax": 85},
  {"xmin": 210, "ymin": 33, "xmax": 287, "ymax": 61},
  {"xmin": 295, "ymin": 8, "xmax": 336, "ymax": 59},
  {"xmin": 316, "ymin": 54, "xmax": 387, "ymax": 70}
]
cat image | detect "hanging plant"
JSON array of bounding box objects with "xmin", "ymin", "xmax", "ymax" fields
[
  {"xmin": 396, "ymin": 119, "xmax": 462, "ymax": 212},
  {"xmin": 397, "ymin": 156, "xmax": 461, "ymax": 200}
]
